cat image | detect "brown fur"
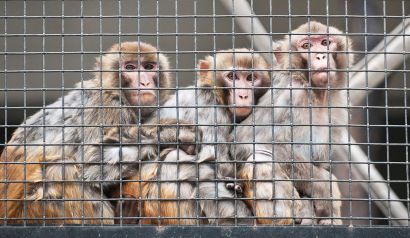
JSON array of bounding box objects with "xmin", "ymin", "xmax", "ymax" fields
[
  {"xmin": 117, "ymin": 49, "xmax": 271, "ymax": 225},
  {"xmin": 0, "ymin": 41, "xmax": 174, "ymax": 224},
  {"xmin": 234, "ymin": 21, "xmax": 352, "ymax": 225}
]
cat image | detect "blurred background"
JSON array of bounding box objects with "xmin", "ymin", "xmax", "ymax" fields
[{"xmin": 0, "ymin": 0, "xmax": 409, "ymax": 225}]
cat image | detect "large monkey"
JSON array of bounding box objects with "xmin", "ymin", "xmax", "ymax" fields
[
  {"xmin": 0, "ymin": 42, "xmax": 196, "ymax": 224},
  {"xmin": 111, "ymin": 49, "xmax": 284, "ymax": 225},
  {"xmin": 232, "ymin": 21, "xmax": 352, "ymax": 225}
]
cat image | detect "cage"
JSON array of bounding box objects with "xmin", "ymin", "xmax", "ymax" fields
[{"xmin": 0, "ymin": 0, "xmax": 409, "ymax": 237}]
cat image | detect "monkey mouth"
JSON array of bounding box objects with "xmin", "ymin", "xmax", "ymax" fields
[
  {"xmin": 311, "ymin": 68, "xmax": 330, "ymax": 74},
  {"xmin": 233, "ymin": 107, "xmax": 252, "ymax": 117},
  {"xmin": 132, "ymin": 92, "xmax": 157, "ymax": 106}
]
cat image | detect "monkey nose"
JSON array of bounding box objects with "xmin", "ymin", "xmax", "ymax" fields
[
  {"xmin": 140, "ymin": 81, "xmax": 150, "ymax": 87},
  {"xmin": 238, "ymin": 95, "xmax": 248, "ymax": 100},
  {"xmin": 316, "ymin": 54, "xmax": 326, "ymax": 60}
]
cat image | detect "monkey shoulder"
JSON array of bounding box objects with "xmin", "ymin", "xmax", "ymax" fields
[{"xmin": 160, "ymin": 86, "xmax": 218, "ymax": 117}]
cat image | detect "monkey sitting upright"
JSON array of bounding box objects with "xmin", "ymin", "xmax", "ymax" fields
[
  {"xmin": 232, "ymin": 21, "xmax": 353, "ymax": 225},
  {"xmin": 108, "ymin": 49, "xmax": 303, "ymax": 225},
  {"xmin": 0, "ymin": 42, "xmax": 197, "ymax": 224}
]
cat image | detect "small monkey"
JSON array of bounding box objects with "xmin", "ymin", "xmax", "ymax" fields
[
  {"xmin": 0, "ymin": 42, "xmax": 195, "ymax": 224},
  {"xmin": 115, "ymin": 49, "xmax": 273, "ymax": 225},
  {"xmin": 232, "ymin": 21, "xmax": 352, "ymax": 225}
]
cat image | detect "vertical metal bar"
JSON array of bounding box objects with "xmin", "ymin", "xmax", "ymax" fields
[
  {"xmin": 362, "ymin": 0, "xmax": 373, "ymax": 226},
  {"xmin": 402, "ymin": 0, "xmax": 410, "ymax": 223},
  {"xmin": 324, "ymin": 0, "xmax": 335, "ymax": 225},
  {"xmin": 212, "ymin": 0, "xmax": 218, "ymax": 225},
  {"xmin": 41, "ymin": 0, "xmax": 46, "ymax": 226},
  {"xmin": 153, "ymin": 0, "xmax": 162, "ymax": 225},
  {"xmin": 287, "ymin": 0, "xmax": 297, "ymax": 224},
  {"xmin": 117, "ymin": 0, "xmax": 123, "ymax": 225},
  {"xmin": 268, "ymin": 0, "xmax": 277, "ymax": 225},
  {"xmin": 231, "ymin": 0, "xmax": 237, "ymax": 225},
  {"xmin": 98, "ymin": 0, "xmax": 104, "ymax": 224},
  {"xmin": 193, "ymin": 0, "xmax": 200, "ymax": 225},
  {"xmin": 61, "ymin": 0, "xmax": 66, "ymax": 225},
  {"xmin": 137, "ymin": 0, "xmax": 144, "ymax": 226},
  {"xmin": 80, "ymin": 0, "xmax": 85, "ymax": 226},
  {"xmin": 306, "ymin": 2, "xmax": 315, "ymax": 226},
  {"xmin": 344, "ymin": 0, "xmax": 353, "ymax": 227},
  {"xmin": 23, "ymin": 0, "xmax": 27, "ymax": 226},
  {"xmin": 2, "ymin": 0, "xmax": 7, "ymax": 225},
  {"xmin": 174, "ymin": 0, "xmax": 182, "ymax": 226},
  {"xmin": 381, "ymin": 0, "xmax": 392, "ymax": 226}
]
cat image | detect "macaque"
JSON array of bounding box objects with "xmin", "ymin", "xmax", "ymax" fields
[
  {"xmin": 115, "ymin": 49, "xmax": 276, "ymax": 225},
  {"xmin": 232, "ymin": 21, "xmax": 352, "ymax": 225},
  {"xmin": 0, "ymin": 42, "xmax": 196, "ymax": 224}
]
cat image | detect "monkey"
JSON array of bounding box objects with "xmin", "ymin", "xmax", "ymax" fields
[
  {"xmin": 231, "ymin": 21, "xmax": 352, "ymax": 225},
  {"xmin": 0, "ymin": 41, "xmax": 197, "ymax": 224},
  {"xmin": 112, "ymin": 49, "xmax": 284, "ymax": 225}
]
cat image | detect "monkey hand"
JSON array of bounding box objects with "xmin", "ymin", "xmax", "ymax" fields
[
  {"xmin": 114, "ymin": 194, "xmax": 140, "ymax": 224},
  {"xmin": 142, "ymin": 118, "xmax": 200, "ymax": 156}
]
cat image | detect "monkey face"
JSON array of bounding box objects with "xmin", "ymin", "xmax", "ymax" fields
[
  {"xmin": 121, "ymin": 60, "xmax": 159, "ymax": 107},
  {"xmin": 297, "ymin": 36, "xmax": 337, "ymax": 87},
  {"xmin": 222, "ymin": 68, "xmax": 264, "ymax": 120}
]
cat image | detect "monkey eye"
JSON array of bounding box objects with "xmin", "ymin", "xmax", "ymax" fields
[
  {"xmin": 246, "ymin": 74, "xmax": 254, "ymax": 82},
  {"xmin": 124, "ymin": 63, "xmax": 137, "ymax": 70},
  {"xmin": 321, "ymin": 39, "xmax": 331, "ymax": 46},
  {"xmin": 302, "ymin": 42, "xmax": 312, "ymax": 50},
  {"xmin": 227, "ymin": 72, "xmax": 238, "ymax": 81},
  {"xmin": 143, "ymin": 62, "xmax": 157, "ymax": 70},
  {"xmin": 301, "ymin": 42, "xmax": 311, "ymax": 49}
]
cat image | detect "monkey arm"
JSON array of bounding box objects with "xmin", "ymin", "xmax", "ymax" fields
[
  {"xmin": 291, "ymin": 161, "xmax": 342, "ymax": 225},
  {"xmin": 97, "ymin": 119, "xmax": 199, "ymax": 182},
  {"xmin": 140, "ymin": 118, "xmax": 200, "ymax": 156}
]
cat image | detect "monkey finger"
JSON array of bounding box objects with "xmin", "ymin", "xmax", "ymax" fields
[
  {"xmin": 224, "ymin": 177, "xmax": 244, "ymax": 196},
  {"xmin": 179, "ymin": 144, "xmax": 197, "ymax": 155}
]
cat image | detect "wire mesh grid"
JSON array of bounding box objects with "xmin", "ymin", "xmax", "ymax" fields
[{"xmin": 0, "ymin": 0, "xmax": 409, "ymax": 230}]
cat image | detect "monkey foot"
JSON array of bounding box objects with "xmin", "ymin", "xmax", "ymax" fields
[
  {"xmin": 114, "ymin": 195, "xmax": 140, "ymax": 224},
  {"xmin": 318, "ymin": 218, "xmax": 343, "ymax": 225}
]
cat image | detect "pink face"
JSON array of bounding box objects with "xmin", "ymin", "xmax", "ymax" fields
[
  {"xmin": 297, "ymin": 35, "xmax": 337, "ymax": 86},
  {"xmin": 222, "ymin": 68, "xmax": 264, "ymax": 120},
  {"xmin": 121, "ymin": 60, "xmax": 158, "ymax": 106}
]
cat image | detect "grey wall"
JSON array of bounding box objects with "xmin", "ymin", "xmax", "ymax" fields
[{"xmin": 1, "ymin": 0, "xmax": 406, "ymax": 108}]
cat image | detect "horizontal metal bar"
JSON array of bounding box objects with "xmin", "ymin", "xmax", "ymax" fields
[
  {"xmin": 0, "ymin": 227, "xmax": 408, "ymax": 238},
  {"xmin": 0, "ymin": 14, "xmax": 408, "ymax": 19}
]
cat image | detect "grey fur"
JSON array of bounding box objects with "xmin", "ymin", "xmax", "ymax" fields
[{"xmin": 232, "ymin": 71, "xmax": 346, "ymax": 225}]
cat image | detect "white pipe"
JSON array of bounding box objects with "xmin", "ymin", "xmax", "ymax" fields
[
  {"xmin": 219, "ymin": 0, "xmax": 277, "ymax": 64},
  {"xmin": 221, "ymin": 0, "xmax": 409, "ymax": 225},
  {"xmin": 349, "ymin": 17, "xmax": 410, "ymax": 105},
  {"xmin": 339, "ymin": 138, "xmax": 409, "ymax": 226}
]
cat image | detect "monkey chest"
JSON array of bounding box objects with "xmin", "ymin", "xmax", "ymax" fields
[{"xmin": 298, "ymin": 108, "xmax": 331, "ymax": 161}]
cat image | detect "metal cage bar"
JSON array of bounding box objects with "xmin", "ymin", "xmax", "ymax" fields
[{"xmin": 0, "ymin": 0, "xmax": 409, "ymax": 232}]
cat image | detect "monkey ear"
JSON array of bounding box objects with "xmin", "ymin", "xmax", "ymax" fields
[
  {"xmin": 273, "ymin": 46, "xmax": 284, "ymax": 65},
  {"xmin": 197, "ymin": 59, "xmax": 211, "ymax": 76},
  {"xmin": 94, "ymin": 58, "xmax": 102, "ymax": 70}
]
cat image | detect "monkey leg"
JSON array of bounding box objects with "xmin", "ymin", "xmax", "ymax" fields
[
  {"xmin": 239, "ymin": 153, "xmax": 302, "ymax": 225},
  {"xmin": 1, "ymin": 151, "xmax": 114, "ymax": 224},
  {"xmin": 141, "ymin": 150, "xmax": 199, "ymax": 225},
  {"xmin": 297, "ymin": 197, "xmax": 317, "ymax": 225},
  {"xmin": 197, "ymin": 181, "xmax": 252, "ymax": 225},
  {"xmin": 293, "ymin": 163, "xmax": 342, "ymax": 225}
]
